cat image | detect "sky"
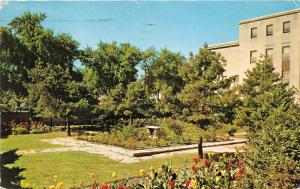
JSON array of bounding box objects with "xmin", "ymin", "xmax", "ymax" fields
[{"xmin": 0, "ymin": 0, "xmax": 300, "ymax": 57}]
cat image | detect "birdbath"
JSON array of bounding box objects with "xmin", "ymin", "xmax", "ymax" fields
[{"xmin": 146, "ymin": 125, "xmax": 160, "ymax": 139}]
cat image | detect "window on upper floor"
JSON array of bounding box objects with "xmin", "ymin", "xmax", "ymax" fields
[
  {"xmin": 266, "ymin": 48, "xmax": 273, "ymax": 63},
  {"xmin": 266, "ymin": 24, "xmax": 273, "ymax": 36},
  {"xmin": 282, "ymin": 46, "xmax": 290, "ymax": 84},
  {"xmin": 283, "ymin": 21, "xmax": 290, "ymax": 33},
  {"xmin": 282, "ymin": 46, "xmax": 290, "ymax": 60},
  {"xmin": 250, "ymin": 50, "xmax": 257, "ymax": 64},
  {"xmin": 251, "ymin": 27, "xmax": 257, "ymax": 38}
]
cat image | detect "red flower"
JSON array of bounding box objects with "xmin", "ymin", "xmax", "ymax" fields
[
  {"xmin": 237, "ymin": 160, "xmax": 244, "ymax": 167},
  {"xmin": 234, "ymin": 173, "xmax": 240, "ymax": 180},
  {"xmin": 101, "ymin": 184, "xmax": 110, "ymax": 189},
  {"xmin": 192, "ymin": 164, "xmax": 199, "ymax": 172},
  {"xmin": 227, "ymin": 164, "xmax": 232, "ymax": 171},
  {"xmin": 169, "ymin": 180, "xmax": 174, "ymax": 188},
  {"xmin": 238, "ymin": 167, "xmax": 245, "ymax": 175},
  {"xmin": 92, "ymin": 183, "xmax": 97, "ymax": 189},
  {"xmin": 185, "ymin": 179, "xmax": 191, "ymax": 187},
  {"xmin": 117, "ymin": 184, "xmax": 124, "ymax": 189},
  {"xmin": 204, "ymin": 159, "xmax": 210, "ymax": 167},
  {"xmin": 192, "ymin": 157, "xmax": 200, "ymax": 163}
]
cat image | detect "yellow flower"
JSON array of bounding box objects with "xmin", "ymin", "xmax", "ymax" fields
[
  {"xmin": 201, "ymin": 186, "xmax": 206, "ymax": 189},
  {"xmin": 221, "ymin": 170, "xmax": 227, "ymax": 177},
  {"xmin": 208, "ymin": 153, "xmax": 211, "ymax": 158},
  {"xmin": 90, "ymin": 173, "xmax": 96, "ymax": 179},
  {"xmin": 191, "ymin": 179, "xmax": 197, "ymax": 189},
  {"xmin": 174, "ymin": 168, "xmax": 179, "ymax": 173},
  {"xmin": 22, "ymin": 181, "xmax": 31, "ymax": 188},
  {"xmin": 222, "ymin": 153, "xmax": 226, "ymax": 159},
  {"xmin": 149, "ymin": 166, "xmax": 155, "ymax": 171},
  {"xmin": 139, "ymin": 169, "xmax": 147, "ymax": 177},
  {"xmin": 204, "ymin": 168, "xmax": 208, "ymax": 173},
  {"xmin": 48, "ymin": 185, "xmax": 55, "ymax": 189},
  {"xmin": 111, "ymin": 172, "xmax": 117, "ymax": 178},
  {"xmin": 157, "ymin": 168, "xmax": 163, "ymax": 174},
  {"xmin": 149, "ymin": 172, "xmax": 155, "ymax": 179},
  {"xmin": 56, "ymin": 181, "xmax": 63, "ymax": 189},
  {"xmin": 215, "ymin": 176, "xmax": 221, "ymax": 182}
]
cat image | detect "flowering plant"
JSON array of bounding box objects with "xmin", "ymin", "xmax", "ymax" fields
[
  {"xmin": 131, "ymin": 153, "xmax": 245, "ymax": 189},
  {"xmin": 48, "ymin": 153, "xmax": 245, "ymax": 189}
]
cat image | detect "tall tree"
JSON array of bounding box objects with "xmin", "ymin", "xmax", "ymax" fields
[
  {"xmin": 179, "ymin": 44, "xmax": 232, "ymax": 128},
  {"xmin": 234, "ymin": 58, "xmax": 295, "ymax": 131},
  {"xmin": 2, "ymin": 12, "xmax": 82, "ymax": 135},
  {"xmin": 82, "ymin": 42, "xmax": 143, "ymax": 95},
  {"xmin": 150, "ymin": 49, "xmax": 186, "ymax": 116}
]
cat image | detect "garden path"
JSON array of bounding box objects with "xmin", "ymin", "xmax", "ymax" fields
[{"xmin": 17, "ymin": 137, "xmax": 246, "ymax": 163}]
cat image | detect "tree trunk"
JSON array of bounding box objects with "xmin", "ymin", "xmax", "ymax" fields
[
  {"xmin": 66, "ymin": 115, "xmax": 71, "ymax": 136},
  {"xmin": 129, "ymin": 114, "xmax": 132, "ymax": 125},
  {"xmin": 198, "ymin": 137, "xmax": 203, "ymax": 159}
]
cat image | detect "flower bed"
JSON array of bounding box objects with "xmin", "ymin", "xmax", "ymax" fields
[
  {"xmin": 6, "ymin": 120, "xmax": 58, "ymax": 135},
  {"xmin": 77, "ymin": 119, "xmax": 239, "ymax": 150}
]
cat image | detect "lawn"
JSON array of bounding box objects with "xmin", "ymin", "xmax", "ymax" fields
[
  {"xmin": 1, "ymin": 132, "xmax": 198, "ymax": 188},
  {"xmin": 0, "ymin": 132, "xmax": 67, "ymax": 152}
]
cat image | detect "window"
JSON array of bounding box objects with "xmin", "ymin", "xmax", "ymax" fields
[
  {"xmin": 283, "ymin": 21, "xmax": 290, "ymax": 33},
  {"xmin": 282, "ymin": 46, "xmax": 290, "ymax": 60},
  {"xmin": 282, "ymin": 46, "xmax": 290, "ymax": 83},
  {"xmin": 266, "ymin": 48, "xmax": 273, "ymax": 63},
  {"xmin": 250, "ymin": 50, "xmax": 257, "ymax": 63},
  {"xmin": 266, "ymin": 24, "xmax": 273, "ymax": 36},
  {"xmin": 251, "ymin": 27, "xmax": 257, "ymax": 38}
]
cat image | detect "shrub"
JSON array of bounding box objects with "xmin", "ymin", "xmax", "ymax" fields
[
  {"xmin": 12, "ymin": 127, "xmax": 29, "ymax": 135},
  {"xmin": 237, "ymin": 107, "xmax": 300, "ymax": 189},
  {"xmin": 222, "ymin": 124, "xmax": 239, "ymax": 136}
]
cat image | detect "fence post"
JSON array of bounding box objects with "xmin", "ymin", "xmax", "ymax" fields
[{"xmin": 198, "ymin": 137, "xmax": 203, "ymax": 159}]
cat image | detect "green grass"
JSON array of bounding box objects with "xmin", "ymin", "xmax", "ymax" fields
[
  {"xmin": 1, "ymin": 132, "xmax": 198, "ymax": 188},
  {"xmin": 10, "ymin": 151, "xmax": 197, "ymax": 188},
  {"xmin": 0, "ymin": 132, "xmax": 67, "ymax": 152}
]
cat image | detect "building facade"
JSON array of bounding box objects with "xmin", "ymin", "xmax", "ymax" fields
[{"xmin": 208, "ymin": 8, "xmax": 300, "ymax": 95}]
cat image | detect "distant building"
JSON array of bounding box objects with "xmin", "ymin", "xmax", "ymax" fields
[{"xmin": 208, "ymin": 8, "xmax": 300, "ymax": 95}]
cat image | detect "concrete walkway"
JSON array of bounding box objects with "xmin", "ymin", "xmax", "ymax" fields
[{"xmin": 17, "ymin": 137, "xmax": 246, "ymax": 164}]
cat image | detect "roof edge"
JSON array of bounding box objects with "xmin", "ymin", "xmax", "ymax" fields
[
  {"xmin": 240, "ymin": 8, "xmax": 300, "ymax": 25},
  {"xmin": 208, "ymin": 41, "xmax": 239, "ymax": 50}
]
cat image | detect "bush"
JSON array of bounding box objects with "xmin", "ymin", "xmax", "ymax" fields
[
  {"xmin": 78, "ymin": 118, "xmax": 235, "ymax": 149},
  {"xmin": 12, "ymin": 127, "xmax": 29, "ymax": 135},
  {"xmin": 237, "ymin": 107, "xmax": 300, "ymax": 189},
  {"xmin": 8, "ymin": 120, "xmax": 54, "ymax": 135},
  {"xmin": 222, "ymin": 124, "xmax": 239, "ymax": 136}
]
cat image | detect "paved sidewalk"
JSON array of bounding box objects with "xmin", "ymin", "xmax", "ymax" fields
[{"xmin": 17, "ymin": 137, "xmax": 246, "ymax": 164}]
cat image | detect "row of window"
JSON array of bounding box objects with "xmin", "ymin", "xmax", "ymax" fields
[
  {"xmin": 250, "ymin": 46, "xmax": 290, "ymax": 83},
  {"xmin": 250, "ymin": 21, "xmax": 290, "ymax": 38},
  {"xmin": 250, "ymin": 46, "xmax": 290, "ymax": 63}
]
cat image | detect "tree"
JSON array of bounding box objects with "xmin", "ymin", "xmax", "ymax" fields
[
  {"xmin": 234, "ymin": 58, "xmax": 295, "ymax": 131},
  {"xmin": 2, "ymin": 11, "xmax": 82, "ymax": 136},
  {"xmin": 179, "ymin": 45, "xmax": 232, "ymax": 128},
  {"xmin": 82, "ymin": 42, "xmax": 143, "ymax": 95},
  {"xmin": 0, "ymin": 26, "xmax": 31, "ymax": 95},
  {"xmin": 140, "ymin": 48, "xmax": 157, "ymax": 97}
]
